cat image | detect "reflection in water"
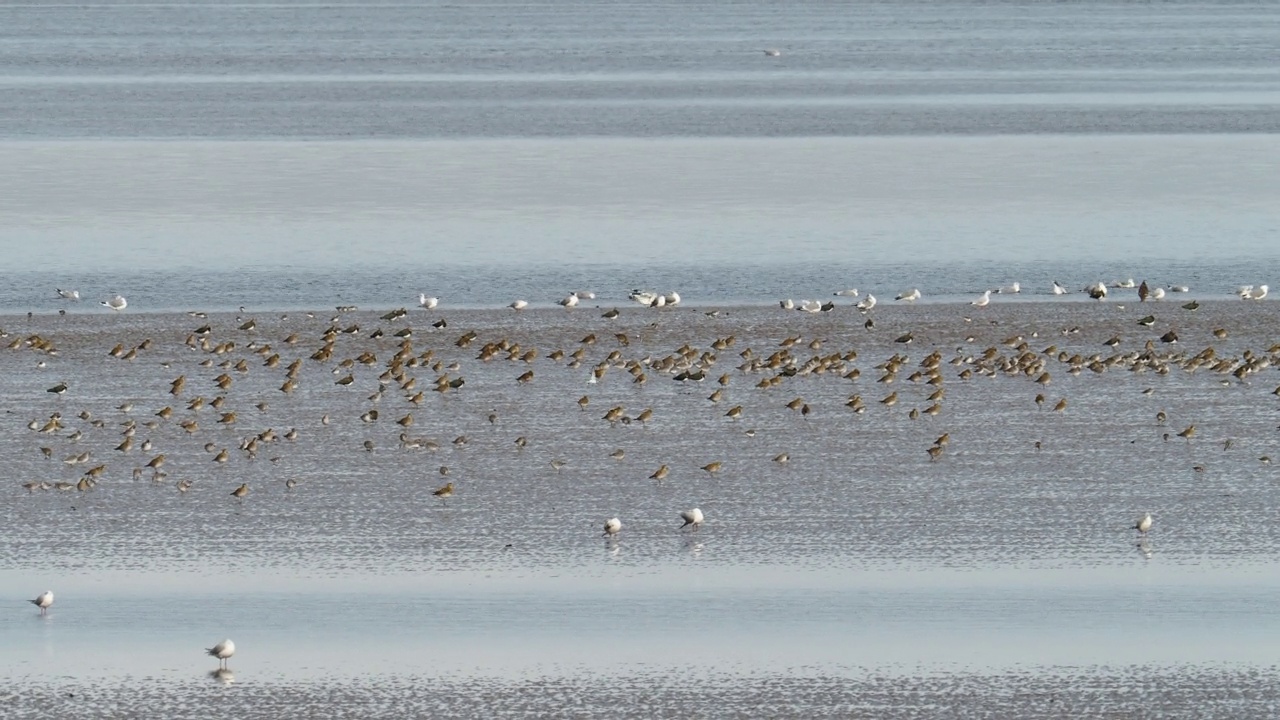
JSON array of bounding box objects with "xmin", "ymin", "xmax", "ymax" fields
[
  {"xmin": 209, "ymin": 669, "xmax": 235, "ymax": 685},
  {"xmin": 1137, "ymin": 540, "xmax": 1154, "ymax": 560}
]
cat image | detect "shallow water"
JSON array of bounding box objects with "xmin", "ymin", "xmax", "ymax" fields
[
  {"xmin": 5, "ymin": 1, "xmax": 1280, "ymax": 714},
  {"xmin": 2, "ymin": 135, "xmax": 1279, "ymax": 313}
]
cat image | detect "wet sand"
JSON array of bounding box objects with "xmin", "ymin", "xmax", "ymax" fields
[
  {"xmin": 3, "ymin": 298, "xmax": 1279, "ymax": 715},
  {"xmin": 5, "ymin": 666, "xmax": 1279, "ymax": 719}
]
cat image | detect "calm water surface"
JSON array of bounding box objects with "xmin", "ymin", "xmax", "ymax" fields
[{"xmin": 1, "ymin": 135, "xmax": 1278, "ymax": 312}]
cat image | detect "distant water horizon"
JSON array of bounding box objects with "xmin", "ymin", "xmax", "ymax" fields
[{"xmin": 3, "ymin": 1, "xmax": 1279, "ymax": 138}]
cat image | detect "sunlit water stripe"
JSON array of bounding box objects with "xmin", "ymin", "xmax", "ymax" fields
[{"xmin": 5, "ymin": 564, "xmax": 1280, "ymax": 680}]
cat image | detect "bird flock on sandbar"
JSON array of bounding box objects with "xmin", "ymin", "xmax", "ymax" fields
[
  {"xmin": 20, "ymin": 275, "xmax": 1276, "ymax": 675},
  {"xmin": 47, "ymin": 276, "xmax": 1271, "ymax": 319},
  {"xmin": 768, "ymin": 277, "xmax": 1268, "ymax": 316}
]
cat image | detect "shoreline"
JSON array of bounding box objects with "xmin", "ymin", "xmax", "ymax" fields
[{"xmin": 0, "ymin": 293, "xmax": 1260, "ymax": 319}]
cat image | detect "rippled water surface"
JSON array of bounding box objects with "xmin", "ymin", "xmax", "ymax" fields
[{"xmin": 2, "ymin": 1, "xmax": 1279, "ymax": 137}]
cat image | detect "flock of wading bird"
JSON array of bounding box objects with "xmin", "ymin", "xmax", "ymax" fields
[
  {"xmin": 18, "ymin": 279, "xmax": 1280, "ymax": 659},
  {"xmin": 20, "ymin": 279, "xmax": 1277, "ymax": 503}
]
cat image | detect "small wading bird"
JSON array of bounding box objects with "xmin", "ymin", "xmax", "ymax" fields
[
  {"xmin": 206, "ymin": 639, "xmax": 236, "ymax": 669},
  {"xmin": 433, "ymin": 482, "xmax": 454, "ymax": 506}
]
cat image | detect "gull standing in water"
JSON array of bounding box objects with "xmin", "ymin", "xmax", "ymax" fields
[
  {"xmin": 30, "ymin": 590, "xmax": 54, "ymax": 615},
  {"xmin": 101, "ymin": 295, "xmax": 127, "ymax": 311},
  {"xmin": 418, "ymin": 294, "xmax": 439, "ymax": 309},
  {"xmin": 1242, "ymin": 285, "xmax": 1268, "ymax": 300},
  {"xmin": 833, "ymin": 288, "xmax": 859, "ymax": 297},
  {"xmin": 895, "ymin": 289, "xmax": 921, "ymax": 302},
  {"xmin": 1133, "ymin": 513, "xmax": 1153, "ymax": 535},
  {"xmin": 856, "ymin": 294, "xmax": 876, "ymax": 312},
  {"xmin": 603, "ymin": 517, "xmax": 622, "ymax": 537},
  {"xmin": 508, "ymin": 300, "xmax": 528, "ymax": 311},
  {"xmin": 971, "ymin": 290, "xmax": 991, "ymax": 307},
  {"xmin": 680, "ymin": 508, "xmax": 704, "ymax": 531},
  {"xmin": 1052, "ymin": 281, "xmax": 1069, "ymax": 295},
  {"xmin": 557, "ymin": 293, "xmax": 580, "ymax": 308},
  {"xmin": 56, "ymin": 289, "xmax": 80, "ymax": 301},
  {"xmin": 206, "ymin": 639, "xmax": 236, "ymax": 669},
  {"xmin": 996, "ymin": 282, "xmax": 1020, "ymax": 294}
]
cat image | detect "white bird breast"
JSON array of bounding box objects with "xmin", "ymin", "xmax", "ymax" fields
[{"xmin": 209, "ymin": 639, "xmax": 236, "ymax": 658}]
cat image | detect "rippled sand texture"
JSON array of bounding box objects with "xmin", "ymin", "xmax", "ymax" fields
[
  {"xmin": 5, "ymin": 300, "xmax": 1280, "ymax": 716},
  {"xmin": 4, "ymin": 666, "xmax": 1280, "ymax": 719},
  {"xmin": 4, "ymin": 300, "xmax": 1279, "ymax": 575}
]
